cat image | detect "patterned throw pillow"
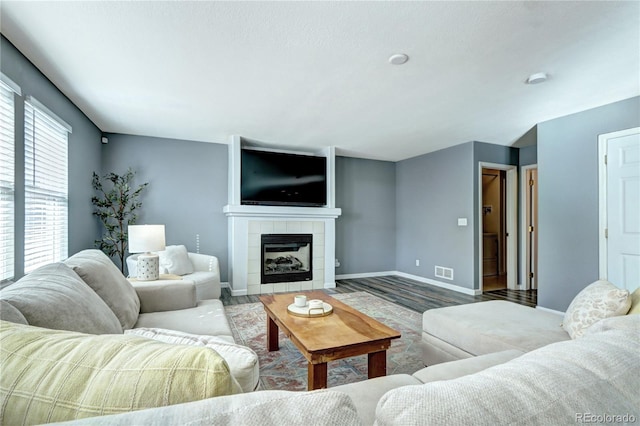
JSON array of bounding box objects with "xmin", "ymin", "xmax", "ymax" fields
[
  {"xmin": 0, "ymin": 320, "xmax": 239, "ymax": 424},
  {"xmin": 562, "ymin": 280, "xmax": 631, "ymax": 339}
]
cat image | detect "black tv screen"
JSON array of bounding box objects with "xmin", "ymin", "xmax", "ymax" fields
[{"xmin": 241, "ymin": 149, "xmax": 327, "ymax": 207}]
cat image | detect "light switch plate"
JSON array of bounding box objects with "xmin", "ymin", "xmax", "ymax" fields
[{"xmin": 458, "ymin": 218, "xmax": 468, "ymax": 226}]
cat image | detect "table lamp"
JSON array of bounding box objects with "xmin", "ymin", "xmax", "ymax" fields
[{"xmin": 128, "ymin": 224, "xmax": 166, "ymax": 280}]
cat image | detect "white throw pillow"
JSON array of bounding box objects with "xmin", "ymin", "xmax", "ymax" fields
[
  {"xmin": 158, "ymin": 245, "xmax": 194, "ymax": 275},
  {"xmin": 562, "ymin": 280, "xmax": 631, "ymax": 339},
  {"xmin": 126, "ymin": 327, "xmax": 260, "ymax": 393}
]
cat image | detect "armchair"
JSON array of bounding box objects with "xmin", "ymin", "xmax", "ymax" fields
[{"xmin": 127, "ymin": 247, "xmax": 221, "ymax": 300}]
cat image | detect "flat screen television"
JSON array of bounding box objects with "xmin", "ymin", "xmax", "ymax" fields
[{"xmin": 241, "ymin": 149, "xmax": 327, "ymax": 207}]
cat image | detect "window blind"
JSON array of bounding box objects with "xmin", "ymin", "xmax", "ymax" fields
[
  {"xmin": 24, "ymin": 98, "xmax": 70, "ymax": 273},
  {"xmin": 0, "ymin": 80, "xmax": 15, "ymax": 281}
]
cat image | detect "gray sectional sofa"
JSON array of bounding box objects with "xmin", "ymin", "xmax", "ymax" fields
[{"xmin": 1, "ymin": 251, "xmax": 638, "ymax": 425}]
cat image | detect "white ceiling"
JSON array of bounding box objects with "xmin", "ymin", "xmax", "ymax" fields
[{"xmin": 1, "ymin": 1, "xmax": 638, "ymax": 161}]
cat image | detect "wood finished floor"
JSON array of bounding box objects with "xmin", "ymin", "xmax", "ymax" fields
[{"xmin": 220, "ymin": 275, "xmax": 537, "ymax": 313}]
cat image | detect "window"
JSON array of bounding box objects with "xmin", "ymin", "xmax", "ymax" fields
[
  {"xmin": 0, "ymin": 75, "xmax": 19, "ymax": 282},
  {"xmin": 24, "ymin": 97, "xmax": 71, "ymax": 273}
]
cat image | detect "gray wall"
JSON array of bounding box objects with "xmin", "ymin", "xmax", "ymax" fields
[
  {"xmin": 396, "ymin": 142, "xmax": 475, "ymax": 290},
  {"xmin": 101, "ymin": 134, "xmax": 229, "ymax": 280},
  {"xmin": 537, "ymin": 96, "xmax": 640, "ymax": 311},
  {"xmin": 1, "ymin": 35, "xmax": 102, "ymax": 279},
  {"xmin": 472, "ymin": 142, "xmax": 519, "ymax": 287},
  {"xmin": 519, "ymin": 145, "xmax": 537, "ymax": 166},
  {"xmin": 335, "ymin": 156, "xmax": 396, "ymax": 275}
]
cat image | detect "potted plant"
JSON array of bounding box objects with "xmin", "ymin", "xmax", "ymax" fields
[{"xmin": 91, "ymin": 168, "xmax": 148, "ymax": 273}]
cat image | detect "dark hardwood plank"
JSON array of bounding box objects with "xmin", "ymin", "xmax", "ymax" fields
[{"xmin": 221, "ymin": 275, "xmax": 537, "ymax": 313}]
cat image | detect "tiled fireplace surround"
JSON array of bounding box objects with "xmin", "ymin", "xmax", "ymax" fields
[
  {"xmin": 224, "ymin": 137, "xmax": 341, "ymax": 296},
  {"xmin": 223, "ymin": 208, "xmax": 341, "ymax": 296}
]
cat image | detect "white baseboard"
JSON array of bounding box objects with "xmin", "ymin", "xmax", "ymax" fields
[
  {"xmin": 230, "ymin": 288, "xmax": 248, "ymax": 296},
  {"xmin": 336, "ymin": 270, "xmax": 480, "ymax": 296},
  {"xmin": 395, "ymin": 271, "xmax": 481, "ymax": 296},
  {"xmin": 335, "ymin": 271, "xmax": 396, "ymax": 280},
  {"xmin": 220, "ymin": 281, "xmax": 229, "ymax": 288},
  {"xmin": 535, "ymin": 305, "xmax": 565, "ymax": 316},
  {"xmin": 324, "ymin": 281, "xmax": 336, "ymax": 289}
]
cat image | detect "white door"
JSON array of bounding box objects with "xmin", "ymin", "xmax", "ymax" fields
[{"xmin": 599, "ymin": 127, "xmax": 640, "ymax": 292}]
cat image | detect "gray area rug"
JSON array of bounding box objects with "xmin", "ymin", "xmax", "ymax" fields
[{"xmin": 225, "ymin": 291, "xmax": 424, "ymax": 391}]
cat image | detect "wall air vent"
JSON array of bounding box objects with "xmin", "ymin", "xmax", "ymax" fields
[{"xmin": 435, "ymin": 266, "xmax": 454, "ymax": 280}]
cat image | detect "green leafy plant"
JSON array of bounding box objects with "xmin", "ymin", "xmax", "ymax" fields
[{"xmin": 91, "ymin": 168, "xmax": 148, "ymax": 273}]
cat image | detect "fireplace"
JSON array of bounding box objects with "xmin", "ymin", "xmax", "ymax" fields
[{"xmin": 261, "ymin": 234, "xmax": 312, "ymax": 284}]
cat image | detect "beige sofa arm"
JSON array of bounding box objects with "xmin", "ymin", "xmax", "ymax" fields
[
  {"xmin": 130, "ymin": 280, "xmax": 197, "ymax": 313},
  {"xmin": 55, "ymin": 390, "xmax": 361, "ymax": 425},
  {"xmin": 188, "ymin": 253, "xmax": 220, "ymax": 273},
  {"xmin": 412, "ymin": 349, "xmax": 524, "ymax": 384}
]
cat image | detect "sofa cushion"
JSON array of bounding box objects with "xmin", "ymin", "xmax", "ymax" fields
[
  {"xmin": 0, "ymin": 320, "xmax": 240, "ymax": 424},
  {"xmin": 563, "ymin": 280, "xmax": 631, "ymax": 339},
  {"xmin": 55, "ymin": 390, "xmax": 362, "ymax": 426},
  {"xmin": 0, "ymin": 263, "xmax": 122, "ymax": 334},
  {"xmin": 422, "ymin": 301, "xmax": 569, "ymax": 356},
  {"xmin": 131, "ymin": 279, "xmax": 197, "ymax": 313},
  {"xmin": 65, "ymin": 249, "xmax": 141, "ymax": 330},
  {"xmin": 186, "ymin": 271, "xmax": 219, "ymax": 300},
  {"xmin": 332, "ymin": 374, "xmax": 420, "ymax": 426},
  {"xmin": 413, "ymin": 349, "xmax": 524, "ymax": 384},
  {"xmin": 376, "ymin": 326, "xmax": 640, "ymax": 425},
  {"xmin": 158, "ymin": 245, "xmax": 194, "ymax": 275},
  {"xmin": 135, "ymin": 299, "xmax": 234, "ymax": 341},
  {"xmin": 584, "ymin": 313, "xmax": 640, "ymax": 335},
  {"xmin": 0, "ymin": 300, "xmax": 28, "ymax": 325},
  {"xmin": 126, "ymin": 327, "xmax": 260, "ymax": 393}
]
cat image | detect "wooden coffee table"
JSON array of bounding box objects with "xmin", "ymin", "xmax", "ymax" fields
[{"xmin": 259, "ymin": 291, "xmax": 401, "ymax": 390}]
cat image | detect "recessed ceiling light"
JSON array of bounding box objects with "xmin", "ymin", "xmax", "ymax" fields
[
  {"xmin": 389, "ymin": 54, "xmax": 409, "ymax": 65},
  {"xmin": 526, "ymin": 72, "xmax": 548, "ymax": 84}
]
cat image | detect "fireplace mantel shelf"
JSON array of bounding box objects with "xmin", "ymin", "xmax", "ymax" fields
[{"xmin": 224, "ymin": 204, "xmax": 342, "ymax": 219}]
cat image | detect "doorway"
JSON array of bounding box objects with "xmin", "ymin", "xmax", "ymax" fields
[
  {"xmin": 482, "ymin": 169, "xmax": 507, "ymax": 290},
  {"xmin": 478, "ymin": 163, "xmax": 518, "ymax": 292}
]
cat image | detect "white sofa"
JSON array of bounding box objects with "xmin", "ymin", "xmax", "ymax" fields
[
  {"xmin": 127, "ymin": 248, "xmax": 221, "ymax": 300},
  {"xmin": 420, "ymin": 300, "xmax": 570, "ymax": 365},
  {"xmin": 2, "ymin": 259, "xmax": 638, "ymax": 425},
  {"xmin": 33, "ymin": 315, "xmax": 640, "ymax": 425},
  {"xmin": 0, "ymin": 249, "xmax": 259, "ymax": 396},
  {"xmin": 420, "ymin": 280, "xmax": 635, "ymax": 366}
]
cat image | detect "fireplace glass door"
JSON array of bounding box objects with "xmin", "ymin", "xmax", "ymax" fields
[{"xmin": 261, "ymin": 234, "xmax": 312, "ymax": 284}]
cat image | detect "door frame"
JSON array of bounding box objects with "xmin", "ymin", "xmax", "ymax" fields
[
  {"xmin": 598, "ymin": 126, "xmax": 640, "ymax": 279},
  {"xmin": 478, "ymin": 162, "xmax": 518, "ymax": 291},
  {"xmin": 520, "ymin": 164, "xmax": 538, "ymax": 290}
]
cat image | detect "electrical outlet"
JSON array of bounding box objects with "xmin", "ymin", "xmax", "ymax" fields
[
  {"xmin": 415, "ymin": 259, "xmax": 420, "ymax": 267},
  {"xmin": 335, "ymin": 259, "xmax": 341, "ymax": 268}
]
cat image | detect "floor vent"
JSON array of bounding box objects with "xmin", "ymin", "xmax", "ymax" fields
[{"xmin": 435, "ymin": 266, "xmax": 454, "ymax": 280}]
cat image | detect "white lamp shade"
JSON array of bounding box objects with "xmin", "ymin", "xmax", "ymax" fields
[{"xmin": 128, "ymin": 225, "xmax": 166, "ymax": 253}]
